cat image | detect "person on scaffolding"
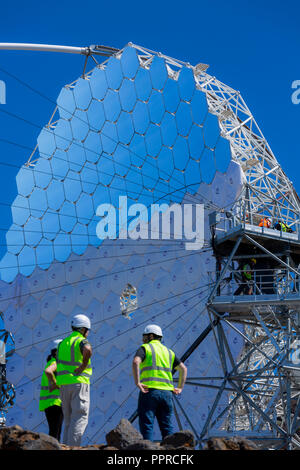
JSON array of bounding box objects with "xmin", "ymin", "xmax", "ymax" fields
[
  {"xmin": 274, "ymin": 220, "xmax": 293, "ymax": 233},
  {"xmin": 259, "ymin": 217, "xmax": 271, "ymax": 228},
  {"xmin": 234, "ymin": 258, "xmax": 257, "ymax": 295}
]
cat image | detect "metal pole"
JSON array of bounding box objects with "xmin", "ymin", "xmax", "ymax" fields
[
  {"xmin": 0, "ymin": 43, "xmax": 119, "ymax": 57},
  {"xmin": 245, "ymin": 234, "xmax": 300, "ymax": 277},
  {"xmin": 0, "ymin": 43, "xmax": 90, "ymax": 55},
  {"xmin": 176, "ymin": 318, "xmax": 220, "ymax": 368},
  {"xmin": 286, "ymin": 317, "xmax": 293, "ymax": 449},
  {"xmin": 207, "ymin": 235, "xmax": 243, "ymax": 303}
]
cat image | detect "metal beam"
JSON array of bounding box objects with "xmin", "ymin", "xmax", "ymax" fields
[
  {"xmin": 244, "ymin": 234, "xmax": 300, "ymax": 277},
  {"xmin": 207, "ymin": 235, "xmax": 243, "ymax": 303},
  {"xmin": 0, "ymin": 43, "xmax": 90, "ymax": 55},
  {"xmin": 175, "ymin": 318, "xmax": 220, "ymax": 369},
  {"xmin": 0, "ymin": 43, "xmax": 119, "ymax": 57}
]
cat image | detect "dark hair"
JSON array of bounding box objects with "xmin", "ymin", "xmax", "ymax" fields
[
  {"xmin": 146, "ymin": 333, "xmax": 162, "ymax": 341},
  {"xmin": 153, "ymin": 334, "xmax": 162, "ymax": 341},
  {"xmin": 46, "ymin": 349, "xmax": 57, "ymax": 363},
  {"xmin": 72, "ymin": 326, "xmax": 87, "ymax": 332}
]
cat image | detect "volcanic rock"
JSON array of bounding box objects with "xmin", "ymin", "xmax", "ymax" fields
[
  {"xmin": 105, "ymin": 418, "xmax": 143, "ymax": 450},
  {"xmin": 124, "ymin": 440, "xmax": 161, "ymax": 450},
  {"xmin": 205, "ymin": 437, "xmax": 258, "ymax": 450},
  {"xmin": 161, "ymin": 430, "xmax": 196, "ymax": 448},
  {"xmin": 0, "ymin": 425, "xmax": 61, "ymax": 450}
]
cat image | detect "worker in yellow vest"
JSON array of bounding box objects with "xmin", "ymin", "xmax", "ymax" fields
[
  {"xmin": 132, "ymin": 324, "xmax": 187, "ymax": 441},
  {"xmin": 45, "ymin": 314, "xmax": 92, "ymax": 447},
  {"xmin": 40, "ymin": 339, "xmax": 63, "ymax": 441},
  {"xmin": 234, "ymin": 258, "xmax": 256, "ymax": 295},
  {"xmin": 274, "ymin": 220, "xmax": 293, "ymax": 233}
]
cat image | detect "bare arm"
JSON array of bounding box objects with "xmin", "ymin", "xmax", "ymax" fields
[
  {"xmin": 45, "ymin": 362, "xmax": 59, "ymax": 392},
  {"xmin": 74, "ymin": 344, "xmax": 92, "ymax": 375},
  {"xmin": 173, "ymin": 362, "xmax": 187, "ymax": 395},
  {"xmin": 132, "ymin": 356, "xmax": 148, "ymax": 393}
]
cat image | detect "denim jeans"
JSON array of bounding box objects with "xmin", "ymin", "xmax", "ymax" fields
[{"xmin": 138, "ymin": 388, "xmax": 174, "ymax": 441}]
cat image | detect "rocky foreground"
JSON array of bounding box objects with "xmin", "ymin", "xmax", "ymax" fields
[{"xmin": 0, "ymin": 419, "xmax": 258, "ymax": 450}]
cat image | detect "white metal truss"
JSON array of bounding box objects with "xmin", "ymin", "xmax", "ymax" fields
[
  {"xmin": 204, "ymin": 228, "xmax": 300, "ymax": 449},
  {"xmin": 3, "ymin": 41, "xmax": 299, "ymax": 226},
  {"xmin": 17, "ymin": 40, "xmax": 300, "ymax": 229},
  {"xmin": 122, "ymin": 47, "xmax": 300, "ymax": 449},
  {"xmin": 128, "ymin": 43, "xmax": 300, "ymax": 228}
]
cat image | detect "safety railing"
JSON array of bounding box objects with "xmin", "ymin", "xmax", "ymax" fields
[
  {"xmin": 212, "ymin": 205, "xmax": 300, "ymax": 240},
  {"xmin": 208, "ymin": 268, "xmax": 300, "ymax": 301}
]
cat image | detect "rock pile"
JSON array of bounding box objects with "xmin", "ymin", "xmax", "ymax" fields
[
  {"xmin": 0, "ymin": 425, "xmax": 61, "ymax": 450},
  {"xmin": 0, "ymin": 425, "xmax": 115, "ymax": 450},
  {"xmin": 204, "ymin": 437, "xmax": 258, "ymax": 450},
  {"xmin": 0, "ymin": 421, "xmax": 257, "ymax": 450},
  {"xmin": 105, "ymin": 419, "xmax": 195, "ymax": 450}
]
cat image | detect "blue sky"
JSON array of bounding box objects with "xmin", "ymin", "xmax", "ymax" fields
[{"xmin": 0, "ymin": 0, "xmax": 299, "ymax": 259}]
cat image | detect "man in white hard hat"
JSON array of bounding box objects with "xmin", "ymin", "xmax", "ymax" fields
[
  {"xmin": 132, "ymin": 324, "xmax": 187, "ymax": 441},
  {"xmin": 46, "ymin": 314, "xmax": 92, "ymax": 446},
  {"xmin": 41, "ymin": 339, "xmax": 63, "ymax": 441}
]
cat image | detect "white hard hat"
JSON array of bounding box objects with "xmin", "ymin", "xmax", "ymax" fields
[
  {"xmin": 71, "ymin": 314, "xmax": 91, "ymax": 330},
  {"xmin": 50, "ymin": 339, "xmax": 62, "ymax": 351},
  {"xmin": 143, "ymin": 324, "xmax": 163, "ymax": 337}
]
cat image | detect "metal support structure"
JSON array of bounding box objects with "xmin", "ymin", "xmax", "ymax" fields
[
  {"xmin": 243, "ymin": 234, "xmax": 300, "ymax": 277},
  {"xmin": 207, "ymin": 236, "xmax": 242, "ymax": 303},
  {"xmin": 123, "ymin": 44, "xmax": 300, "ymax": 228},
  {"xmin": 7, "ymin": 38, "xmax": 299, "ymax": 226},
  {"xmin": 201, "ymin": 222, "xmax": 300, "ymax": 448},
  {"xmin": 116, "ymin": 52, "xmax": 300, "ymax": 445},
  {"xmin": 0, "ymin": 43, "xmax": 119, "ymax": 57}
]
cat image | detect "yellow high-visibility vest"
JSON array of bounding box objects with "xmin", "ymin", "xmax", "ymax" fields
[
  {"xmin": 56, "ymin": 332, "xmax": 92, "ymax": 385},
  {"xmin": 139, "ymin": 340, "xmax": 175, "ymax": 391},
  {"xmin": 39, "ymin": 358, "xmax": 61, "ymax": 411}
]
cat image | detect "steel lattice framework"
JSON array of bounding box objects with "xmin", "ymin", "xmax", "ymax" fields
[
  {"xmin": 129, "ymin": 43, "xmax": 300, "ymax": 228},
  {"xmin": 1, "ymin": 40, "xmax": 298, "ymax": 223},
  {"xmin": 121, "ymin": 44, "xmax": 300, "ymax": 448},
  {"xmin": 20, "ymin": 41, "xmax": 300, "ymax": 226}
]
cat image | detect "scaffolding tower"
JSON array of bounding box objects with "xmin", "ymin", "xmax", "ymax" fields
[
  {"xmin": 196, "ymin": 203, "xmax": 300, "ymax": 449},
  {"xmin": 184, "ymin": 48, "xmax": 300, "ymax": 448}
]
